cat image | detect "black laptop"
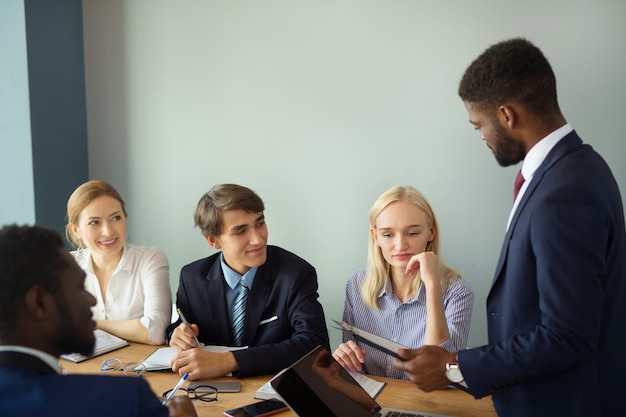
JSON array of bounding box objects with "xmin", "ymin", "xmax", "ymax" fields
[{"xmin": 270, "ymin": 345, "xmax": 457, "ymax": 417}]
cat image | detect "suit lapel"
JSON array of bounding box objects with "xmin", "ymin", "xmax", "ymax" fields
[
  {"xmin": 490, "ymin": 131, "xmax": 583, "ymax": 289},
  {"xmin": 242, "ymin": 247, "xmax": 275, "ymax": 346},
  {"xmin": 204, "ymin": 260, "xmax": 236, "ymax": 344},
  {"xmin": 204, "ymin": 247, "xmax": 276, "ymax": 346}
]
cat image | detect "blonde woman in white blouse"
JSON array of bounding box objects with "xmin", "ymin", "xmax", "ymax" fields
[{"xmin": 65, "ymin": 180, "xmax": 171, "ymax": 344}]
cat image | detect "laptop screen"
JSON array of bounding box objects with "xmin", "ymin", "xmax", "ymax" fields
[{"xmin": 270, "ymin": 346, "xmax": 382, "ymax": 417}]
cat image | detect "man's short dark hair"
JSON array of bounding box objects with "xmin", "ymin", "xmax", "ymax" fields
[
  {"xmin": 458, "ymin": 38, "xmax": 560, "ymax": 116},
  {"xmin": 194, "ymin": 184, "xmax": 265, "ymax": 237},
  {"xmin": 0, "ymin": 224, "xmax": 67, "ymax": 335}
]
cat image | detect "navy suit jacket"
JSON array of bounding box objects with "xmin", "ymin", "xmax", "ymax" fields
[
  {"xmin": 0, "ymin": 351, "xmax": 167, "ymax": 417},
  {"xmin": 459, "ymin": 131, "xmax": 626, "ymax": 416},
  {"xmin": 167, "ymin": 245, "xmax": 330, "ymax": 377}
]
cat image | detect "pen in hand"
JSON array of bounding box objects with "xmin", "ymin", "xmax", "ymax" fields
[
  {"xmin": 176, "ymin": 308, "xmax": 201, "ymax": 348},
  {"xmin": 162, "ymin": 372, "xmax": 188, "ymax": 405}
]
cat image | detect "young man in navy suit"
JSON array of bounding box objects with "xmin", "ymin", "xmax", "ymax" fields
[
  {"xmin": 167, "ymin": 184, "xmax": 329, "ymax": 380},
  {"xmin": 0, "ymin": 224, "xmax": 197, "ymax": 417},
  {"xmin": 394, "ymin": 38, "xmax": 626, "ymax": 416}
]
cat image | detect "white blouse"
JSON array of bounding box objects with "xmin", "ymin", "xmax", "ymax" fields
[{"xmin": 72, "ymin": 244, "xmax": 172, "ymax": 344}]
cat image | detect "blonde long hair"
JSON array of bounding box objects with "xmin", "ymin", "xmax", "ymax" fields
[{"xmin": 361, "ymin": 185, "xmax": 459, "ymax": 309}]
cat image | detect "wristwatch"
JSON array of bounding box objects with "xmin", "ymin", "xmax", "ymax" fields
[{"xmin": 445, "ymin": 361, "xmax": 464, "ymax": 383}]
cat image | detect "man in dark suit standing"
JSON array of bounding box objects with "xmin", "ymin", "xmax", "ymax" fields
[
  {"xmin": 0, "ymin": 224, "xmax": 197, "ymax": 417},
  {"xmin": 167, "ymin": 184, "xmax": 329, "ymax": 380},
  {"xmin": 394, "ymin": 38, "xmax": 626, "ymax": 416}
]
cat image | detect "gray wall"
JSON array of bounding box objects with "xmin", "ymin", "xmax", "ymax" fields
[
  {"xmin": 0, "ymin": 1, "xmax": 35, "ymax": 225},
  {"xmin": 0, "ymin": 0, "xmax": 88, "ymax": 240},
  {"xmin": 81, "ymin": 0, "xmax": 626, "ymax": 349}
]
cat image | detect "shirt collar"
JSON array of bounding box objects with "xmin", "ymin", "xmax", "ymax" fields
[
  {"xmin": 75, "ymin": 245, "xmax": 130, "ymax": 273},
  {"xmin": 507, "ymin": 124, "xmax": 573, "ymax": 231},
  {"xmin": 0, "ymin": 346, "xmax": 64, "ymax": 374},
  {"xmin": 521, "ymin": 123, "xmax": 573, "ymax": 181},
  {"xmin": 378, "ymin": 279, "xmax": 394, "ymax": 299},
  {"xmin": 220, "ymin": 253, "xmax": 258, "ymax": 289},
  {"xmin": 115, "ymin": 245, "xmax": 131, "ymax": 273}
]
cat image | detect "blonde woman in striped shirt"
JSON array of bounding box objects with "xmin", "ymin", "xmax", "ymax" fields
[{"xmin": 333, "ymin": 185, "xmax": 474, "ymax": 380}]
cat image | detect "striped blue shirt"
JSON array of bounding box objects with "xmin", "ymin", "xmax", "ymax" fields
[{"xmin": 342, "ymin": 268, "xmax": 474, "ymax": 380}]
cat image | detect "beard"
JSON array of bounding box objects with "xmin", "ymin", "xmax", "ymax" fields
[
  {"xmin": 490, "ymin": 122, "xmax": 526, "ymax": 167},
  {"xmin": 53, "ymin": 296, "xmax": 95, "ymax": 357}
]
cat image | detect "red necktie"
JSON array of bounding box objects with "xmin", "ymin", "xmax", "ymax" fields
[{"xmin": 513, "ymin": 170, "xmax": 525, "ymax": 202}]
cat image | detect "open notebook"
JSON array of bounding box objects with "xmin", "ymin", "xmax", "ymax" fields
[
  {"xmin": 141, "ymin": 345, "xmax": 247, "ymax": 371},
  {"xmin": 270, "ymin": 345, "xmax": 458, "ymax": 417},
  {"xmin": 60, "ymin": 330, "xmax": 128, "ymax": 363}
]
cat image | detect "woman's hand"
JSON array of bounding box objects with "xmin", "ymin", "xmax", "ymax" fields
[
  {"xmin": 405, "ymin": 251, "xmax": 440, "ymax": 288},
  {"xmin": 332, "ymin": 340, "xmax": 366, "ymax": 371}
]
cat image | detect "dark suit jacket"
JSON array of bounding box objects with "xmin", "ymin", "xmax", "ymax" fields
[
  {"xmin": 167, "ymin": 245, "xmax": 329, "ymax": 377},
  {"xmin": 459, "ymin": 131, "xmax": 626, "ymax": 417},
  {"xmin": 0, "ymin": 351, "xmax": 167, "ymax": 417}
]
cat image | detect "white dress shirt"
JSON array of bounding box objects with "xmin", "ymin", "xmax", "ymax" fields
[
  {"xmin": 72, "ymin": 244, "xmax": 172, "ymax": 344},
  {"xmin": 508, "ymin": 123, "xmax": 573, "ymax": 230}
]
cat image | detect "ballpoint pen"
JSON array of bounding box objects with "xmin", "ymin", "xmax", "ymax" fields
[
  {"xmin": 162, "ymin": 372, "xmax": 189, "ymax": 405},
  {"xmin": 176, "ymin": 308, "xmax": 201, "ymax": 348}
]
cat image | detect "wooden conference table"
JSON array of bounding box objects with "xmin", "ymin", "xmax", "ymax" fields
[{"xmin": 62, "ymin": 343, "xmax": 496, "ymax": 417}]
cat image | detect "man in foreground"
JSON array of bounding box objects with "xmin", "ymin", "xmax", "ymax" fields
[{"xmin": 0, "ymin": 224, "xmax": 196, "ymax": 417}]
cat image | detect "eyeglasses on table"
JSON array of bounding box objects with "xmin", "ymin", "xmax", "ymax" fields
[
  {"xmin": 100, "ymin": 358, "xmax": 147, "ymax": 376},
  {"xmin": 161, "ymin": 385, "xmax": 218, "ymax": 402}
]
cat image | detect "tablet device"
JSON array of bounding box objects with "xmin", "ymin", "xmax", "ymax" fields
[{"xmin": 333, "ymin": 320, "xmax": 406, "ymax": 359}]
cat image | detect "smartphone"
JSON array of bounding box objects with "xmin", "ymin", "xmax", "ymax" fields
[
  {"xmin": 224, "ymin": 399, "xmax": 288, "ymax": 417},
  {"xmin": 188, "ymin": 381, "xmax": 241, "ymax": 393}
]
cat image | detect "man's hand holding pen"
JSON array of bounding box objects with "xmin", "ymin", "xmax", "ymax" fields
[
  {"xmin": 170, "ymin": 324, "xmax": 201, "ymax": 351},
  {"xmin": 169, "ymin": 308, "xmax": 240, "ymax": 380},
  {"xmin": 171, "ymin": 308, "xmax": 202, "ymax": 351}
]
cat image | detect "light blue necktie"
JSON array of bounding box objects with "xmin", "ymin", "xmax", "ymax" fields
[{"xmin": 232, "ymin": 281, "xmax": 249, "ymax": 346}]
